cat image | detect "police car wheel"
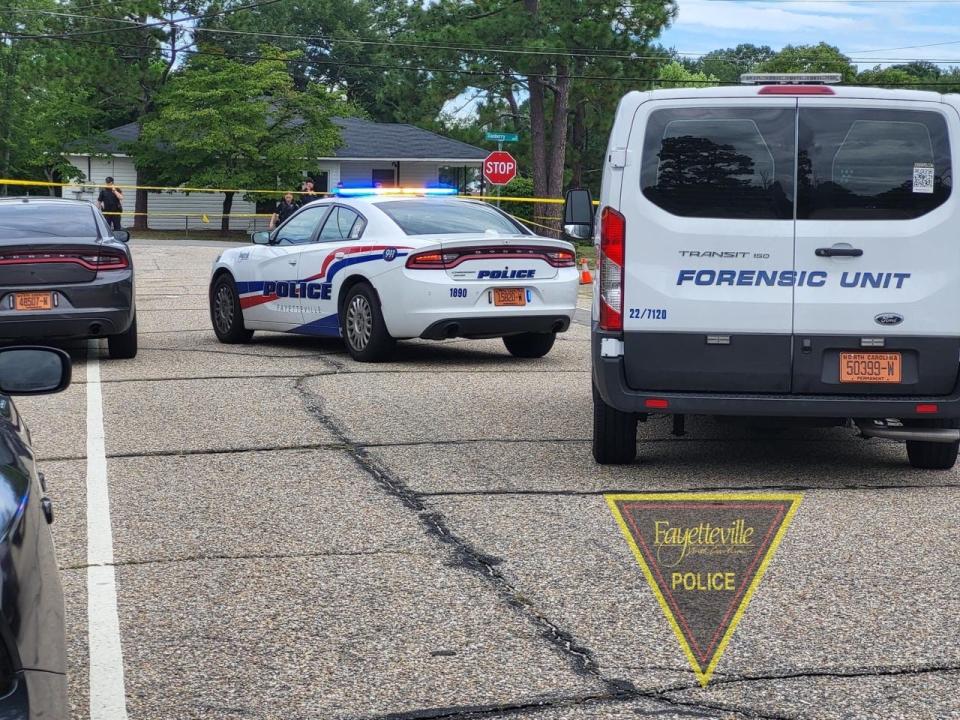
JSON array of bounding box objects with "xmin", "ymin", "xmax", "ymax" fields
[
  {"xmin": 342, "ymin": 284, "xmax": 394, "ymax": 362},
  {"xmin": 592, "ymin": 383, "xmax": 637, "ymax": 465},
  {"xmin": 211, "ymin": 275, "xmax": 253, "ymax": 344},
  {"xmin": 107, "ymin": 313, "xmax": 138, "ymax": 359},
  {"xmin": 905, "ymin": 418, "xmax": 960, "ymax": 469},
  {"xmin": 503, "ymin": 332, "xmax": 556, "ymax": 358}
]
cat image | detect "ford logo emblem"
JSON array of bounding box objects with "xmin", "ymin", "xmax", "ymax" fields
[{"xmin": 875, "ymin": 313, "xmax": 903, "ymax": 326}]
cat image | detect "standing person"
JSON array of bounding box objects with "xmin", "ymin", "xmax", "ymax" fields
[
  {"xmin": 298, "ymin": 178, "xmax": 320, "ymax": 207},
  {"xmin": 97, "ymin": 177, "xmax": 124, "ymax": 231},
  {"xmin": 269, "ymin": 192, "xmax": 298, "ymax": 230}
]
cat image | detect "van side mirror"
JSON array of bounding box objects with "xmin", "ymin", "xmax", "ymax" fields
[
  {"xmin": 0, "ymin": 347, "xmax": 71, "ymax": 396},
  {"xmin": 113, "ymin": 230, "xmax": 130, "ymax": 243},
  {"xmin": 563, "ymin": 188, "xmax": 594, "ymax": 241},
  {"xmin": 251, "ymin": 231, "xmax": 270, "ymax": 245}
]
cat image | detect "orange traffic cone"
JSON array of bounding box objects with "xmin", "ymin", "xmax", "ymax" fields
[{"xmin": 579, "ymin": 257, "xmax": 593, "ymax": 284}]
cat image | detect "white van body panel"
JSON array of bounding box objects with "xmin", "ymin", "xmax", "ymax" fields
[
  {"xmin": 794, "ymin": 97, "xmax": 960, "ymax": 338},
  {"xmin": 617, "ymin": 97, "xmax": 796, "ymax": 336}
]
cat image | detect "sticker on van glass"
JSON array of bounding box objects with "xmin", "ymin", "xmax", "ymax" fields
[{"xmin": 913, "ymin": 162, "xmax": 935, "ymax": 194}]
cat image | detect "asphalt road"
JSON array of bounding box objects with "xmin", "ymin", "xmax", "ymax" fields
[{"xmin": 15, "ymin": 239, "xmax": 960, "ymax": 720}]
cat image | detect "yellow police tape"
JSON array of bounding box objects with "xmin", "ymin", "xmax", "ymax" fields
[{"xmin": 0, "ymin": 177, "xmax": 586, "ymax": 205}]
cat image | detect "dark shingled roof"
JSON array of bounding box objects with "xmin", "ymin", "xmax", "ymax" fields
[{"xmin": 79, "ymin": 117, "xmax": 488, "ymax": 161}]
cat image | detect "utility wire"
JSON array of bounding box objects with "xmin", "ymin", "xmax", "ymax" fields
[
  {"xmin": 25, "ymin": 0, "xmax": 287, "ymax": 39},
  {"xmin": 12, "ymin": 5, "xmax": 960, "ymax": 67},
  {"xmin": 13, "ymin": 32, "xmax": 960, "ymax": 85}
]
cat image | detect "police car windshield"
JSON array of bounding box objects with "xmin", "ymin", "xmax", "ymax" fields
[
  {"xmin": 376, "ymin": 200, "xmax": 526, "ymax": 236},
  {"xmin": 0, "ymin": 203, "xmax": 99, "ymax": 238}
]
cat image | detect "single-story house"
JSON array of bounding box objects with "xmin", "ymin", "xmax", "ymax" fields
[{"xmin": 64, "ymin": 116, "xmax": 489, "ymax": 230}]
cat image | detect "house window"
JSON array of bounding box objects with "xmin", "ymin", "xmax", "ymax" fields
[{"xmin": 372, "ymin": 169, "xmax": 395, "ymax": 188}]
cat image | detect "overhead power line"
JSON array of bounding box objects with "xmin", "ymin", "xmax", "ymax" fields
[
  {"xmin": 12, "ymin": 32, "xmax": 960, "ymax": 86},
  {"xmin": 10, "ymin": 5, "xmax": 960, "ymax": 68},
  {"xmin": 24, "ymin": 0, "xmax": 287, "ymax": 39}
]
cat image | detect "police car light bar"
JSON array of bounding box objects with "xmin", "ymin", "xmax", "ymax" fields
[
  {"xmin": 740, "ymin": 73, "xmax": 842, "ymax": 85},
  {"xmin": 334, "ymin": 186, "xmax": 459, "ymax": 198}
]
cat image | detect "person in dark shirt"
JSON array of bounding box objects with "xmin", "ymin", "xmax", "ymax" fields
[
  {"xmin": 298, "ymin": 178, "xmax": 321, "ymax": 207},
  {"xmin": 269, "ymin": 192, "xmax": 298, "ymax": 230},
  {"xmin": 97, "ymin": 177, "xmax": 124, "ymax": 231}
]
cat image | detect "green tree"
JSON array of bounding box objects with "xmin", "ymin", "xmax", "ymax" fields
[
  {"xmin": 696, "ymin": 44, "xmax": 775, "ymax": 83},
  {"xmin": 409, "ymin": 0, "xmax": 676, "ymax": 232},
  {"xmin": 657, "ymin": 61, "xmax": 719, "ymax": 88},
  {"xmin": 856, "ymin": 66, "xmax": 915, "ymax": 89},
  {"xmin": 759, "ymin": 43, "xmax": 857, "ymax": 83},
  {"xmin": 134, "ymin": 48, "xmax": 351, "ymax": 230}
]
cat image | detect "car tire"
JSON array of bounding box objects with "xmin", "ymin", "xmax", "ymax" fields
[
  {"xmin": 592, "ymin": 383, "xmax": 637, "ymax": 464},
  {"xmin": 503, "ymin": 332, "xmax": 556, "ymax": 358},
  {"xmin": 342, "ymin": 283, "xmax": 395, "ymax": 362},
  {"xmin": 905, "ymin": 418, "xmax": 960, "ymax": 469},
  {"xmin": 107, "ymin": 314, "xmax": 138, "ymax": 359},
  {"xmin": 210, "ymin": 274, "xmax": 253, "ymax": 344}
]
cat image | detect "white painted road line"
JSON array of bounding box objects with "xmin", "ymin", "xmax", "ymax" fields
[{"xmin": 86, "ymin": 344, "xmax": 128, "ymax": 719}]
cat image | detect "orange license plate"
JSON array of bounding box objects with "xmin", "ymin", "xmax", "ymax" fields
[
  {"xmin": 493, "ymin": 288, "xmax": 525, "ymax": 307},
  {"xmin": 840, "ymin": 352, "xmax": 901, "ymax": 383},
  {"xmin": 14, "ymin": 292, "xmax": 53, "ymax": 311}
]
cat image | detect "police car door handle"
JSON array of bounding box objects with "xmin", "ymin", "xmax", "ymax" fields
[{"xmin": 816, "ymin": 247, "xmax": 863, "ymax": 257}]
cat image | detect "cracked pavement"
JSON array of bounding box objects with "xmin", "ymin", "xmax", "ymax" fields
[{"xmin": 17, "ymin": 239, "xmax": 960, "ymax": 719}]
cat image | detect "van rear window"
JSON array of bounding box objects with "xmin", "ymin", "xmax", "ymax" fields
[
  {"xmin": 641, "ymin": 107, "xmax": 796, "ymax": 220},
  {"xmin": 797, "ymin": 108, "xmax": 951, "ymax": 219}
]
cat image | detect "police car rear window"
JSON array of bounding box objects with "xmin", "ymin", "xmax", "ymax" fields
[
  {"xmin": 797, "ymin": 108, "xmax": 951, "ymax": 220},
  {"xmin": 641, "ymin": 107, "xmax": 796, "ymax": 220},
  {"xmin": 0, "ymin": 202, "xmax": 99, "ymax": 238},
  {"xmin": 376, "ymin": 200, "xmax": 526, "ymax": 235}
]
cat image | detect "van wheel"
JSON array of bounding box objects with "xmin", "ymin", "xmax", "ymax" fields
[
  {"xmin": 905, "ymin": 418, "xmax": 960, "ymax": 470},
  {"xmin": 108, "ymin": 314, "xmax": 138, "ymax": 359},
  {"xmin": 210, "ymin": 274, "xmax": 253, "ymax": 344},
  {"xmin": 503, "ymin": 332, "xmax": 556, "ymax": 358},
  {"xmin": 342, "ymin": 283, "xmax": 395, "ymax": 362},
  {"xmin": 592, "ymin": 383, "xmax": 637, "ymax": 464}
]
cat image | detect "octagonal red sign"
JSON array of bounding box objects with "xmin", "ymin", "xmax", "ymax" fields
[{"xmin": 483, "ymin": 151, "xmax": 517, "ymax": 186}]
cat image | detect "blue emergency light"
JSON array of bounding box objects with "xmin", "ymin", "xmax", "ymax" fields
[{"xmin": 333, "ymin": 185, "xmax": 459, "ymax": 198}]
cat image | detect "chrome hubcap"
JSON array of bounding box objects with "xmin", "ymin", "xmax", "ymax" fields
[
  {"xmin": 214, "ymin": 285, "xmax": 235, "ymax": 334},
  {"xmin": 345, "ymin": 295, "xmax": 372, "ymax": 350}
]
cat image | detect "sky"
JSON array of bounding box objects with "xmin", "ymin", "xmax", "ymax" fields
[{"xmin": 657, "ymin": 0, "xmax": 960, "ymax": 69}]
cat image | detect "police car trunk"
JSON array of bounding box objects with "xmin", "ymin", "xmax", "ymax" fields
[{"xmin": 606, "ymin": 76, "xmax": 960, "ymax": 404}]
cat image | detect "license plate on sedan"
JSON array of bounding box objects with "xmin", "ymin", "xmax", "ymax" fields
[
  {"xmin": 493, "ymin": 288, "xmax": 526, "ymax": 306},
  {"xmin": 13, "ymin": 292, "xmax": 53, "ymax": 311},
  {"xmin": 839, "ymin": 352, "xmax": 902, "ymax": 383}
]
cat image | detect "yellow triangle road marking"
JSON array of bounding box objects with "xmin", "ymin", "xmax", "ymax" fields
[{"xmin": 606, "ymin": 492, "xmax": 802, "ymax": 687}]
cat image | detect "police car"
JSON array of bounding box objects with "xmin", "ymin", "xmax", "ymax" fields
[
  {"xmin": 563, "ymin": 74, "xmax": 960, "ymax": 469},
  {"xmin": 209, "ymin": 188, "xmax": 579, "ymax": 362}
]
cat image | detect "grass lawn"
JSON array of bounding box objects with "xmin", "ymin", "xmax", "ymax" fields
[{"xmin": 129, "ymin": 229, "xmax": 252, "ymax": 243}]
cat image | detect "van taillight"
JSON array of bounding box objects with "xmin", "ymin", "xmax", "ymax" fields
[{"xmin": 599, "ymin": 207, "xmax": 624, "ymax": 332}]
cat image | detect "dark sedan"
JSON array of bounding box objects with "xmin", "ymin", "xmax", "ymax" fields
[
  {"xmin": 0, "ymin": 345, "xmax": 71, "ymax": 717},
  {"xmin": 0, "ymin": 198, "xmax": 136, "ymax": 358}
]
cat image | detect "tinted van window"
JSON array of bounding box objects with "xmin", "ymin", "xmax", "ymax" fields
[
  {"xmin": 641, "ymin": 107, "xmax": 796, "ymax": 220},
  {"xmin": 797, "ymin": 108, "xmax": 951, "ymax": 219}
]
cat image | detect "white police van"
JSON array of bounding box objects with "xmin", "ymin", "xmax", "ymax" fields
[{"xmin": 563, "ymin": 74, "xmax": 960, "ymax": 469}]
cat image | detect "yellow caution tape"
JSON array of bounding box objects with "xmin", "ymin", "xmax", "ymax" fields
[{"xmin": 0, "ymin": 177, "xmax": 598, "ymax": 204}]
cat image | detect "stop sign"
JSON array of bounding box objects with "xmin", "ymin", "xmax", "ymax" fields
[{"xmin": 483, "ymin": 150, "xmax": 517, "ymax": 186}]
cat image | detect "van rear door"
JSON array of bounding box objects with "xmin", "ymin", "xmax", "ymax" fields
[
  {"xmin": 621, "ymin": 98, "xmax": 797, "ymax": 392},
  {"xmin": 792, "ymin": 99, "xmax": 960, "ymax": 395}
]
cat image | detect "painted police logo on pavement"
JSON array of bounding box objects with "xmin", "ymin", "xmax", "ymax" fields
[{"xmin": 606, "ymin": 492, "xmax": 802, "ymax": 687}]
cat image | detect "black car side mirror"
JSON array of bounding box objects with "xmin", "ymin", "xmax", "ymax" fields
[
  {"xmin": 563, "ymin": 188, "xmax": 594, "ymax": 242},
  {"xmin": 0, "ymin": 347, "xmax": 71, "ymax": 396},
  {"xmin": 251, "ymin": 231, "xmax": 271, "ymax": 245},
  {"xmin": 113, "ymin": 230, "xmax": 130, "ymax": 243}
]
